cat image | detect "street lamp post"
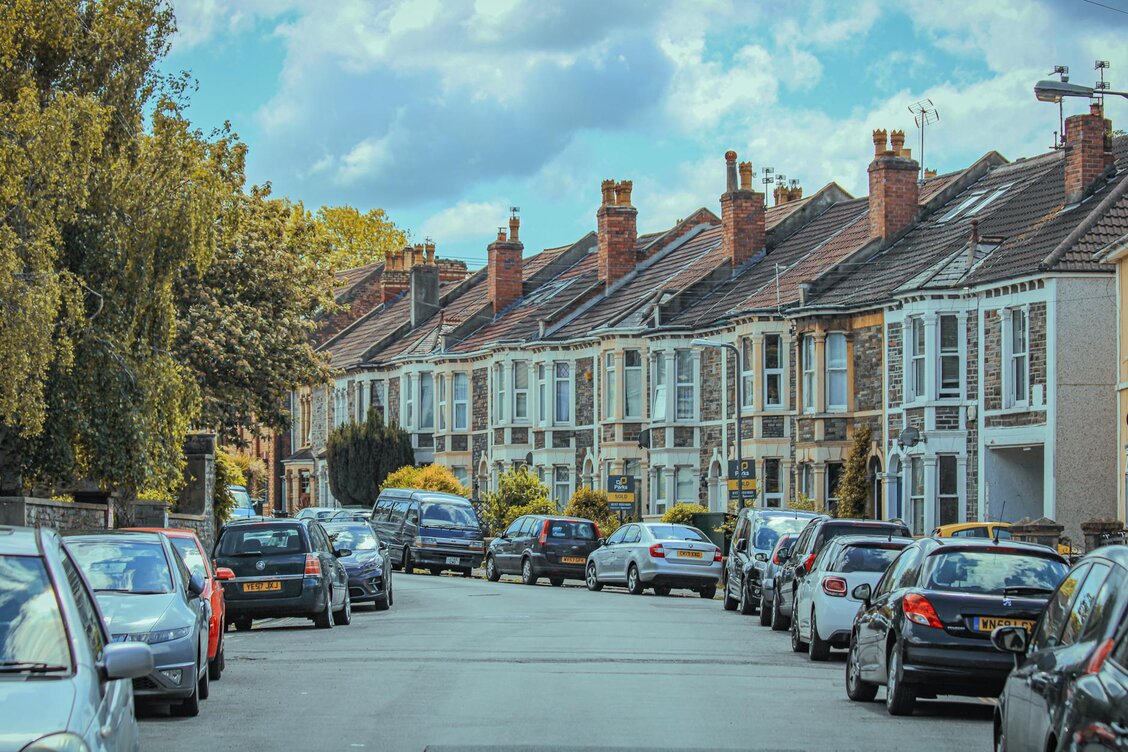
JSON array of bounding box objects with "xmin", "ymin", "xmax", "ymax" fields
[
  {"xmin": 691, "ymin": 338, "xmax": 748, "ymax": 506},
  {"xmin": 1034, "ymin": 79, "xmax": 1128, "ymax": 103}
]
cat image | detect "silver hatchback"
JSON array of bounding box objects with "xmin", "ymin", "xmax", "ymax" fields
[
  {"xmin": 585, "ymin": 522, "xmax": 722, "ymax": 598},
  {"xmin": 0, "ymin": 526, "xmax": 153, "ymax": 752}
]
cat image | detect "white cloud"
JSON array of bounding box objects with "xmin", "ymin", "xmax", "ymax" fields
[{"xmin": 421, "ymin": 200, "xmax": 510, "ymax": 243}]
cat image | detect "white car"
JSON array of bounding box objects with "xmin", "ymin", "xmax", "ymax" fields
[
  {"xmin": 585, "ymin": 522, "xmax": 722, "ymax": 598},
  {"xmin": 790, "ymin": 535, "xmax": 913, "ymax": 660}
]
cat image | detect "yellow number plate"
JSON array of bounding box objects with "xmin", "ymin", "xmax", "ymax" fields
[
  {"xmin": 243, "ymin": 581, "xmax": 282, "ymax": 593},
  {"xmin": 975, "ymin": 616, "xmax": 1034, "ymax": 633},
  {"xmin": 561, "ymin": 556, "xmax": 585, "ymax": 565},
  {"xmin": 677, "ymin": 550, "xmax": 704, "ymax": 559}
]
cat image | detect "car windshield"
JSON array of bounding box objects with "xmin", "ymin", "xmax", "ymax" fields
[
  {"xmin": 421, "ymin": 502, "xmax": 478, "ymax": 528},
  {"xmin": 547, "ymin": 521, "xmax": 597, "ymax": 540},
  {"xmin": 169, "ymin": 537, "xmax": 208, "ymax": 580},
  {"xmin": 648, "ymin": 525, "xmax": 708, "ymax": 542},
  {"xmin": 217, "ymin": 526, "xmax": 304, "ymax": 556},
  {"xmin": 0, "ymin": 555, "xmax": 71, "ymax": 672},
  {"xmin": 830, "ymin": 544, "xmax": 907, "ymax": 573},
  {"xmin": 68, "ymin": 540, "xmax": 173, "ymax": 594},
  {"xmin": 925, "ymin": 550, "xmax": 1068, "ymax": 595},
  {"xmin": 754, "ymin": 516, "xmax": 813, "ymax": 551},
  {"xmin": 230, "ymin": 486, "xmax": 254, "ymax": 509},
  {"xmin": 324, "ymin": 525, "xmax": 380, "ymax": 551}
]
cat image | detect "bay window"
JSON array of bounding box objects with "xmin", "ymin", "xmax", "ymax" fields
[
  {"xmin": 553, "ymin": 466, "xmax": 571, "ymax": 509},
  {"xmin": 536, "ymin": 364, "xmax": 546, "ymax": 426},
  {"xmin": 910, "ymin": 317, "xmax": 926, "ymax": 400},
  {"xmin": 652, "ymin": 355, "xmax": 667, "ymax": 421},
  {"xmin": 495, "ymin": 364, "xmax": 507, "ymax": 423},
  {"xmin": 1008, "ymin": 308, "xmax": 1028, "ymax": 406},
  {"xmin": 801, "ymin": 336, "xmax": 815, "ymax": 412},
  {"xmin": 675, "ymin": 467, "xmax": 696, "ymax": 504},
  {"xmin": 624, "ymin": 350, "xmax": 642, "ymax": 419},
  {"xmin": 826, "ymin": 333, "xmax": 847, "ymax": 411},
  {"xmin": 764, "ymin": 334, "xmax": 783, "ymax": 408},
  {"xmin": 554, "ymin": 362, "xmax": 571, "ymax": 424},
  {"xmin": 938, "ymin": 315, "xmax": 960, "ymax": 398},
  {"xmin": 909, "ymin": 457, "xmax": 925, "ymax": 534},
  {"xmin": 513, "ymin": 362, "xmax": 529, "ymax": 421},
  {"xmin": 741, "ymin": 337, "xmax": 754, "ymax": 410},
  {"xmin": 437, "ymin": 374, "xmax": 446, "ymax": 431},
  {"xmin": 675, "ymin": 350, "xmax": 694, "ymax": 421},
  {"xmin": 404, "ymin": 377, "xmax": 414, "ymax": 429},
  {"xmin": 604, "ymin": 352, "xmax": 616, "ymax": 419},
  {"xmin": 938, "ymin": 455, "xmax": 958, "ymax": 526},
  {"xmin": 419, "ymin": 373, "xmax": 434, "ymax": 431},
  {"xmin": 453, "ymin": 373, "xmax": 469, "ymax": 431}
]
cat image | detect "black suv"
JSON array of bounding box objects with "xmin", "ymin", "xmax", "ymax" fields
[
  {"xmin": 370, "ymin": 489, "xmax": 485, "ymax": 576},
  {"xmin": 771, "ymin": 516, "xmax": 911, "ymax": 630},
  {"xmin": 723, "ymin": 508, "xmax": 819, "ymax": 615},
  {"xmin": 485, "ymin": 515, "xmax": 601, "ymax": 586},
  {"xmin": 214, "ymin": 518, "xmax": 352, "ymax": 630}
]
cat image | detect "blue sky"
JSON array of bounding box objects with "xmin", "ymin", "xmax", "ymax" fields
[{"xmin": 165, "ymin": 0, "xmax": 1128, "ymax": 269}]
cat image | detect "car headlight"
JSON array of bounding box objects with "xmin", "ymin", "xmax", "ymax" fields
[
  {"xmin": 21, "ymin": 733, "xmax": 91, "ymax": 752},
  {"xmin": 115, "ymin": 626, "xmax": 193, "ymax": 644},
  {"xmin": 415, "ymin": 536, "xmax": 438, "ymax": 546}
]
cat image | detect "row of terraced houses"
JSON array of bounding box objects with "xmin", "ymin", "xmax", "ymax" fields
[{"xmin": 278, "ymin": 104, "xmax": 1128, "ymax": 545}]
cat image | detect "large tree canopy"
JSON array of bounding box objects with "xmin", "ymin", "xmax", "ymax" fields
[{"xmin": 313, "ymin": 205, "xmax": 406, "ymax": 271}]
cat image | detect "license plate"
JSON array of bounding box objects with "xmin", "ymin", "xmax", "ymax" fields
[
  {"xmin": 561, "ymin": 556, "xmax": 585, "ymax": 565},
  {"xmin": 243, "ymin": 581, "xmax": 281, "ymax": 593},
  {"xmin": 677, "ymin": 550, "xmax": 704, "ymax": 559},
  {"xmin": 445, "ymin": 556, "xmax": 460, "ymax": 565},
  {"xmin": 974, "ymin": 616, "xmax": 1035, "ymax": 633}
]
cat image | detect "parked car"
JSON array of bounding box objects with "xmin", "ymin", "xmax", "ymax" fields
[
  {"xmin": 485, "ymin": 515, "xmax": 601, "ymax": 586},
  {"xmin": 585, "ymin": 522, "xmax": 722, "ymax": 597},
  {"xmin": 228, "ymin": 484, "xmax": 258, "ymax": 519},
  {"xmin": 0, "ymin": 525, "xmax": 153, "ymax": 751},
  {"xmin": 295, "ymin": 506, "xmax": 342, "ymax": 521},
  {"xmin": 338, "ymin": 505, "xmax": 373, "ymax": 519},
  {"xmin": 845, "ymin": 537, "xmax": 1068, "ymax": 716},
  {"xmin": 127, "ymin": 527, "xmax": 235, "ymax": 680},
  {"xmin": 993, "ymin": 545, "xmax": 1128, "ymax": 752},
  {"xmin": 65, "ymin": 530, "xmax": 211, "ymax": 716},
  {"xmin": 757, "ymin": 532, "xmax": 800, "ymax": 627},
  {"xmin": 369, "ymin": 489, "xmax": 485, "ymax": 576},
  {"xmin": 723, "ymin": 508, "xmax": 819, "ymax": 614},
  {"xmin": 322, "ymin": 520, "xmax": 394, "ymax": 610},
  {"xmin": 934, "ymin": 521, "xmax": 1075, "ymax": 557},
  {"xmin": 791, "ymin": 535, "xmax": 913, "ymax": 660},
  {"xmin": 772, "ymin": 516, "xmax": 912, "ymax": 630},
  {"xmin": 213, "ymin": 518, "xmax": 352, "ymax": 630}
]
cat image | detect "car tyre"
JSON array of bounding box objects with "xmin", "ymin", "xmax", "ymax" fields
[
  {"xmin": 738, "ymin": 581, "xmax": 755, "ymax": 615},
  {"xmin": 722, "ymin": 575, "xmax": 739, "ymax": 611},
  {"xmin": 232, "ymin": 616, "xmax": 253, "ymax": 632},
  {"xmin": 627, "ymin": 564, "xmax": 644, "ymax": 595},
  {"xmin": 208, "ymin": 631, "xmax": 224, "ymax": 681},
  {"xmin": 334, "ymin": 590, "xmax": 352, "ymax": 625},
  {"xmin": 653, "ymin": 585, "xmax": 672, "ymax": 597},
  {"xmin": 759, "ymin": 593, "xmax": 772, "ymax": 626},
  {"xmin": 402, "ymin": 547, "xmax": 414, "ymax": 574},
  {"xmin": 586, "ymin": 562, "xmax": 603, "ymax": 592},
  {"xmin": 699, "ymin": 584, "xmax": 717, "ymax": 599},
  {"xmin": 993, "ymin": 715, "xmax": 1007, "ymax": 752},
  {"xmin": 375, "ymin": 576, "xmax": 394, "ymax": 611},
  {"xmin": 808, "ymin": 610, "xmax": 830, "ymax": 661},
  {"xmin": 770, "ymin": 593, "xmax": 789, "ymax": 631},
  {"xmin": 790, "ymin": 610, "xmax": 807, "ymax": 652},
  {"xmin": 197, "ymin": 657, "xmax": 210, "ymax": 700},
  {"xmin": 845, "ymin": 635, "xmax": 878, "ymax": 702},
  {"xmin": 461, "ymin": 568, "xmax": 473, "ymax": 578},
  {"xmin": 885, "ymin": 639, "xmax": 916, "ymax": 716},
  {"xmin": 485, "ymin": 555, "xmax": 501, "ymax": 582},
  {"xmin": 313, "ymin": 590, "xmax": 335, "ymax": 629},
  {"xmin": 428, "ymin": 567, "xmax": 442, "ymax": 576},
  {"xmin": 521, "ymin": 557, "xmax": 538, "ymax": 586},
  {"xmin": 173, "ymin": 664, "xmax": 201, "ymax": 717},
  {"xmin": 549, "ymin": 578, "xmax": 564, "ymax": 587}
]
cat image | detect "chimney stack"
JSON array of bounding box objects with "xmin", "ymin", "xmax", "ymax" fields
[
  {"xmin": 381, "ymin": 246, "xmax": 412, "ymax": 303},
  {"xmin": 868, "ymin": 128, "xmax": 920, "ymax": 240},
  {"xmin": 410, "ymin": 263, "xmax": 439, "ymax": 328},
  {"xmin": 720, "ymin": 150, "xmax": 765, "ymax": 268},
  {"xmin": 489, "ymin": 215, "xmax": 524, "ymax": 315},
  {"xmin": 1064, "ymin": 102, "xmax": 1114, "ymax": 204},
  {"xmin": 597, "ymin": 179, "xmax": 638, "ymax": 288}
]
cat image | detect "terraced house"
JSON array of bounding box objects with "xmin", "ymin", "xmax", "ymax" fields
[{"xmin": 289, "ymin": 107, "xmax": 1128, "ymax": 538}]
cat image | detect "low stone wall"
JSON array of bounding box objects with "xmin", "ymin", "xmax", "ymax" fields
[
  {"xmin": 170, "ymin": 512, "xmax": 214, "ymax": 554},
  {"xmin": 0, "ymin": 496, "xmax": 112, "ymax": 532}
]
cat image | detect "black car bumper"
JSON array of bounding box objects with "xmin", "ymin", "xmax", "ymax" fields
[
  {"xmin": 225, "ymin": 579, "xmax": 328, "ymax": 618},
  {"xmin": 528, "ymin": 557, "xmax": 587, "ymax": 580},
  {"xmin": 649, "ymin": 574, "xmax": 718, "ymax": 589},
  {"xmin": 346, "ymin": 572, "xmax": 388, "ymax": 603},
  {"xmin": 412, "ymin": 547, "xmax": 483, "ymax": 570},
  {"xmin": 902, "ymin": 640, "xmax": 1015, "ymax": 697}
]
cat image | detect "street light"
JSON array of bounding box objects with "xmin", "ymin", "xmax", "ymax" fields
[
  {"xmin": 691, "ymin": 338, "xmax": 750, "ymax": 506},
  {"xmin": 1034, "ymin": 79, "xmax": 1128, "ymax": 102}
]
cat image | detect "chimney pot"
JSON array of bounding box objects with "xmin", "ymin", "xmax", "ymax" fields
[
  {"xmin": 508, "ymin": 214, "xmax": 520, "ymax": 242},
  {"xmin": 601, "ymin": 179, "xmax": 616, "ymax": 207},
  {"xmin": 789, "ymin": 184, "xmax": 803, "ymax": 201},
  {"xmin": 890, "ymin": 129, "xmax": 906, "ymax": 156},
  {"xmin": 872, "ymin": 129, "xmax": 888, "ymax": 156},
  {"xmin": 616, "ymin": 180, "xmax": 634, "ymax": 207},
  {"xmin": 424, "ymin": 241, "xmax": 435, "ymax": 264},
  {"xmin": 497, "ymin": 227, "xmax": 507, "ymax": 242},
  {"xmin": 725, "ymin": 151, "xmax": 738, "ymax": 192},
  {"xmin": 738, "ymin": 161, "xmax": 753, "ymax": 191}
]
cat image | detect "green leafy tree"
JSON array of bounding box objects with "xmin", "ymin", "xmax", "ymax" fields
[
  {"xmin": 662, "ymin": 502, "xmax": 708, "ymax": 524},
  {"xmin": 789, "ymin": 492, "xmax": 818, "ymax": 512},
  {"xmin": 326, "ymin": 408, "xmax": 414, "ymax": 507},
  {"xmin": 563, "ymin": 487, "xmax": 621, "ymax": 536},
  {"xmin": 313, "ymin": 205, "xmax": 407, "ymax": 271},
  {"xmin": 381, "ymin": 464, "xmax": 469, "ymax": 497},
  {"xmin": 834, "ymin": 423, "xmax": 872, "ymax": 519},
  {"xmin": 213, "ymin": 448, "xmax": 246, "ymax": 529},
  {"xmin": 480, "ymin": 466, "xmax": 549, "ymax": 535}
]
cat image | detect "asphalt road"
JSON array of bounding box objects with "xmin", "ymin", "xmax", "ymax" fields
[{"xmin": 140, "ymin": 572, "xmax": 992, "ymax": 751}]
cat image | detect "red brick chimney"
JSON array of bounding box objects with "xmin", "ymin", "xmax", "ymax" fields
[
  {"xmin": 720, "ymin": 151, "xmax": 765, "ymax": 267},
  {"xmin": 381, "ymin": 247, "xmax": 410, "ymax": 303},
  {"xmin": 868, "ymin": 128, "xmax": 919, "ymax": 240},
  {"xmin": 488, "ymin": 215, "xmax": 524, "ymax": 315},
  {"xmin": 1064, "ymin": 102, "xmax": 1114, "ymax": 204},
  {"xmin": 597, "ymin": 179, "xmax": 638, "ymax": 287}
]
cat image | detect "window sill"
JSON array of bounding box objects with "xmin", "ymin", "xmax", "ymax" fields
[{"xmin": 986, "ymin": 404, "xmax": 1041, "ymax": 416}]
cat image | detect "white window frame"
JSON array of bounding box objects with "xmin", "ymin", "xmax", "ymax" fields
[
  {"xmin": 763, "ymin": 458, "xmax": 782, "ymax": 508},
  {"xmin": 801, "ymin": 336, "xmax": 815, "ymax": 412},
  {"xmin": 451, "ymin": 466, "xmax": 469, "ymax": 487},
  {"xmin": 513, "ymin": 362, "xmax": 529, "ymax": 422},
  {"xmin": 826, "ymin": 462, "xmax": 843, "ymax": 514},
  {"xmin": 652, "ymin": 354, "xmax": 667, "ymax": 422},
  {"xmin": 419, "ymin": 372, "xmax": 434, "ymax": 431},
  {"xmin": 404, "ymin": 376, "xmax": 414, "ymax": 429},
  {"xmin": 938, "ymin": 454, "xmax": 959, "ymax": 526},
  {"xmin": 826, "ymin": 332, "xmax": 847, "ymax": 412},
  {"xmin": 938, "ymin": 314, "xmax": 961, "ymax": 399},
  {"xmin": 604, "ymin": 351, "xmax": 617, "ymax": 419},
  {"xmin": 654, "ymin": 466, "xmax": 668, "ymax": 515},
  {"xmin": 536, "ymin": 363, "xmax": 547, "ymax": 427},
  {"xmin": 624, "ymin": 350, "xmax": 642, "ymax": 419},
  {"xmin": 764, "ymin": 334, "xmax": 783, "ymax": 409},
  {"xmin": 371, "ymin": 381, "xmax": 385, "ymax": 425},
  {"xmin": 553, "ymin": 466, "xmax": 571, "ymax": 510},
  {"xmin": 910, "ymin": 317, "xmax": 926, "ymax": 401},
  {"xmin": 675, "ymin": 349, "xmax": 694, "ymax": 421},
  {"xmin": 675, "ymin": 466, "xmax": 696, "ymax": 504},
  {"xmin": 495, "ymin": 363, "xmax": 507, "ymax": 424},
  {"xmin": 554, "ymin": 362, "xmax": 571, "ymax": 425},
  {"xmin": 909, "ymin": 457, "xmax": 925, "ymax": 535},
  {"xmin": 452, "ymin": 373, "xmax": 468, "ymax": 431},
  {"xmin": 1006, "ymin": 308, "xmax": 1029, "ymax": 408},
  {"xmin": 740, "ymin": 337, "xmax": 754, "ymax": 412}
]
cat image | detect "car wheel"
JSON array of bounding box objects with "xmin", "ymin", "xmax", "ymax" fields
[
  {"xmin": 627, "ymin": 565, "xmax": 644, "ymax": 595},
  {"xmin": 653, "ymin": 585, "xmax": 672, "ymax": 597},
  {"xmin": 313, "ymin": 590, "xmax": 335, "ymax": 629},
  {"xmin": 885, "ymin": 639, "xmax": 916, "ymax": 716},
  {"xmin": 549, "ymin": 578, "xmax": 564, "ymax": 587},
  {"xmin": 586, "ymin": 562, "xmax": 603, "ymax": 592},
  {"xmin": 173, "ymin": 664, "xmax": 201, "ymax": 717},
  {"xmin": 809, "ymin": 610, "xmax": 830, "ymax": 661},
  {"xmin": 699, "ymin": 583, "xmax": 718, "ymax": 599},
  {"xmin": 197, "ymin": 656, "xmax": 210, "ymax": 700},
  {"xmin": 461, "ymin": 568, "xmax": 473, "ymax": 578},
  {"xmin": 334, "ymin": 590, "xmax": 352, "ymax": 626},
  {"xmin": 993, "ymin": 715, "xmax": 1007, "ymax": 752},
  {"xmin": 486, "ymin": 555, "xmax": 501, "ymax": 582},
  {"xmin": 232, "ymin": 616, "xmax": 253, "ymax": 632},
  {"xmin": 790, "ymin": 610, "xmax": 808, "ymax": 652},
  {"xmin": 428, "ymin": 567, "xmax": 442, "ymax": 576},
  {"xmin": 722, "ymin": 575, "xmax": 739, "ymax": 611},
  {"xmin": 759, "ymin": 593, "xmax": 772, "ymax": 626},
  {"xmin": 402, "ymin": 547, "xmax": 414, "ymax": 574},
  {"xmin": 738, "ymin": 581, "xmax": 755, "ymax": 615},
  {"xmin": 770, "ymin": 593, "xmax": 789, "ymax": 631},
  {"xmin": 521, "ymin": 557, "xmax": 538, "ymax": 586},
  {"xmin": 208, "ymin": 631, "xmax": 224, "ymax": 681},
  {"xmin": 845, "ymin": 634, "xmax": 878, "ymax": 702}
]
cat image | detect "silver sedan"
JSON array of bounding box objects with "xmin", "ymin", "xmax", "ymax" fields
[{"xmin": 585, "ymin": 522, "xmax": 722, "ymax": 598}]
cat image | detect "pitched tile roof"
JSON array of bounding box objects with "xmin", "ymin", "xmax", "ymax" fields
[{"xmin": 332, "ymin": 261, "xmax": 384, "ymax": 300}]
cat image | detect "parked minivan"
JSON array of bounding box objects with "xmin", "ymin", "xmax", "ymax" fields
[
  {"xmin": 485, "ymin": 515, "xmax": 602, "ymax": 586},
  {"xmin": 370, "ymin": 489, "xmax": 485, "ymax": 576}
]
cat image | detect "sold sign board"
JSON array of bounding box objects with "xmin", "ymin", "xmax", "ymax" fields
[
  {"xmin": 607, "ymin": 475, "xmax": 636, "ymax": 511},
  {"xmin": 727, "ymin": 460, "xmax": 757, "ymax": 502}
]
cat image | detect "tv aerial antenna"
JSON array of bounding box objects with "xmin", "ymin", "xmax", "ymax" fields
[
  {"xmin": 907, "ymin": 99, "xmax": 939, "ymax": 182},
  {"xmin": 1048, "ymin": 65, "xmax": 1070, "ymax": 149},
  {"xmin": 1095, "ymin": 60, "xmax": 1111, "ymax": 107}
]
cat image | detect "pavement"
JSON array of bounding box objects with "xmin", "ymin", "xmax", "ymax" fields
[{"xmin": 139, "ymin": 573, "xmax": 992, "ymax": 751}]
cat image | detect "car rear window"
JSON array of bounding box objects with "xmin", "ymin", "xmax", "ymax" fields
[
  {"xmin": 546, "ymin": 520, "xmax": 597, "ymax": 540},
  {"xmin": 924, "ymin": 550, "xmax": 1068, "ymax": 595},
  {"xmin": 753, "ymin": 516, "xmax": 814, "ymax": 551},
  {"xmin": 218, "ymin": 525, "xmax": 305, "ymax": 556},
  {"xmin": 647, "ymin": 525, "xmax": 708, "ymax": 542},
  {"xmin": 818, "ymin": 524, "xmax": 908, "ymax": 551},
  {"xmin": 830, "ymin": 543, "xmax": 907, "ymax": 573}
]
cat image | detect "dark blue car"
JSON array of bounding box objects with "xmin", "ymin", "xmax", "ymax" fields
[{"xmin": 322, "ymin": 521, "xmax": 394, "ymax": 610}]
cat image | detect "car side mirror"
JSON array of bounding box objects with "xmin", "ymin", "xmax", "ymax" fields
[
  {"xmin": 778, "ymin": 547, "xmax": 791, "ymax": 562},
  {"xmin": 187, "ymin": 574, "xmax": 205, "ymax": 597},
  {"xmin": 754, "ymin": 552, "xmax": 768, "ymax": 563},
  {"xmin": 991, "ymin": 625, "xmax": 1030, "ymax": 663},
  {"xmin": 333, "ymin": 548, "xmax": 352, "ymax": 558},
  {"xmin": 596, "ymin": 538, "xmax": 605, "ymax": 547},
  {"xmin": 852, "ymin": 583, "xmax": 872, "ymax": 604},
  {"xmin": 795, "ymin": 564, "xmax": 806, "ymax": 578},
  {"xmin": 215, "ymin": 567, "xmax": 236, "ymax": 581},
  {"xmin": 101, "ymin": 642, "xmax": 154, "ymax": 681},
  {"xmin": 734, "ymin": 539, "xmax": 747, "ymax": 554}
]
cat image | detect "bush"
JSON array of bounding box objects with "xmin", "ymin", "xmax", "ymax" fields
[
  {"xmin": 563, "ymin": 487, "xmax": 622, "ymax": 536},
  {"xmin": 662, "ymin": 502, "xmax": 708, "ymax": 524},
  {"xmin": 381, "ymin": 464, "xmax": 469, "ymax": 497},
  {"xmin": 789, "ymin": 492, "xmax": 818, "ymax": 512},
  {"xmin": 834, "ymin": 424, "xmax": 872, "ymax": 519},
  {"xmin": 501, "ymin": 499, "xmax": 557, "ymax": 529},
  {"xmin": 214, "ymin": 449, "xmax": 246, "ymax": 528},
  {"xmin": 326, "ymin": 408, "xmax": 414, "ymax": 507},
  {"xmin": 480, "ymin": 466, "xmax": 550, "ymax": 535}
]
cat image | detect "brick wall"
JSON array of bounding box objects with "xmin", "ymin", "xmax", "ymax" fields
[
  {"xmin": 534, "ymin": 431, "xmax": 545, "ymax": 449},
  {"xmin": 576, "ymin": 357, "xmax": 594, "ymax": 425},
  {"xmin": 575, "ymin": 430, "xmax": 594, "ymax": 475},
  {"xmin": 905, "ymin": 408, "xmax": 925, "ymax": 431},
  {"xmin": 511, "ymin": 427, "xmax": 528, "ymax": 445},
  {"xmin": 763, "ymin": 416, "xmax": 785, "ymax": 438},
  {"xmin": 597, "ymin": 182, "xmax": 638, "ymax": 285},
  {"xmin": 887, "ymin": 324, "xmax": 903, "ymax": 407},
  {"xmin": 854, "ymin": 324, "xmax": 883, "ymax": 411},
  {"xmin": 936, "ymin": 406, "xmax": 961, "ymax": 430},
  {"xmin": 1030, "ymin": 302, "xmax": 1047, "ymax": 401},
  {"xmin": 1064, "ymin": 104, "xmax": 1114, "ymax": 203},
  {"xmin": 488, "ymin": 237, "xmax": 523, "ymax": 313},
  {"xmin": 309, "ymin": 387, "xmax": 328, "ymax": 449},
  {"xmin": 552, "ymin": 431, "xmax": 572, "ymax": 449},
  {"xmin": 798, "ymin": 418, "xmax": 814, "ymax": 443},
  {"xmin": 867, "ymin": 134, "xmax": 919, "ymax": 239},
  {"xmin": 451, "ymin": 435, "xmax": 468, "ymax": 452},
  {"xmin": 967, "ymin": 316, "xmax": 979, "ymax": 402},
  {"xmin": 472, "ymin": 434, "xmax": 487, "ymax": 474},
  {"xmin": 472, "ymin": 368, "xmax": 488, "ymax": 431},
  {"xmin": 984, "ymin": 310, "xmax": 1002, "ymax": 410},
  {"xmin": 825, "ymin": 418, "xmax": 847, "ymax": 442},
  {"xmin": 388, "ymin": 377, "xmax": 401, "ymax": 425},
  {"xmin": 674, "ymin": 426, "xmax": 694, "ymax": 448},
  {"xmin": 701, "ymin": 348, "xmax": 723, "ymax": 421}
]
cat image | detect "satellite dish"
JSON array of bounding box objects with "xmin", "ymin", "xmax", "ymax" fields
[
  {"xmin": 898, "ymin": 427, "xmax": 923, "ymax": 448},
  {"xmin": 637, "ymin": 428, "xmax": 651, "ymax": 450}
]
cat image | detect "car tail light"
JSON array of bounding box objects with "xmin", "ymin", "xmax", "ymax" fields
[
  {"xmin": 1085, "ymin": 638, "xmax": 1115, "ymax": 675},
  {"xmin": 649, "ymin": 544, "xmax": 665, "ymax": 558},
  {"xmin": 304, "ymin": 554, "xmax": 322, "ymax": 577},
  {"xmin": 592, "ymin": 523, "xmax": 601, "ymax": 540},
  {"xmin": 772, "ymin": 548, "xmax": 784, "ymax": 565},
  {"xmin": 804, "ymin": 553, "xmax": 816, "ymax": 572},
  {"xmin": 539, "ymin": 519, "xmax": 550, "ymax": 546},
  {"xmin": 822, "ymin": 576, "xmax": 848, "ymax": 597},
  {"xmin": 903, "ymin": 593, "xmax": 943, "ymax": 628},
  {"xmin": 713, "ymin": 548, "xmax": 723, "ymax": 562}
]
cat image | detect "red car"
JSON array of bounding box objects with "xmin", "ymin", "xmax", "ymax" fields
[{"xmin": 128, "ymin": 528, "xmax": 235, "ymax": 680}]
